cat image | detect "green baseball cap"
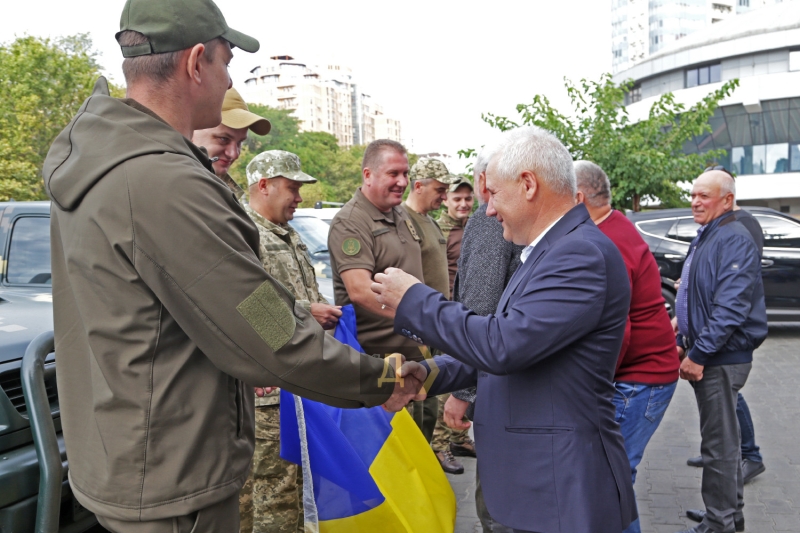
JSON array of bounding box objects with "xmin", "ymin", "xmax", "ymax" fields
[
  {"xmin": 448, "ymin": 175, "xmax": 473, "ymax": 193},
  {"xmin": 116, "ymin": 0, "xmax": 259, "ymax": 58},
  {"xmin": 247, "ymin": 150, "xmax": 317, "ymax": 186}
]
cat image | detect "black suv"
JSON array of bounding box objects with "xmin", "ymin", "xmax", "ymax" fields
[
  {"xmin": 628, "ymin": 207, "xmax": 800, "ymax": 322},
  {"xmin": 0, "ymin": 201, "xmax": 98, "ymax": 531}
]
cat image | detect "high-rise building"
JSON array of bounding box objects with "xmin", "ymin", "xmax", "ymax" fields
[
  {"xmin": 611, "ymin": 0, "xmax": 783, "ymax": 74},
  {"xmin": 240, "ymin": 56, "xmax": 401, "ymax": 148}
]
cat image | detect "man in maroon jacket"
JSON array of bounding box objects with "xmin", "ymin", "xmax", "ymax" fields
[{"xmin": 575, "ymin": 161, "xmax": 680, "ymax": 533}]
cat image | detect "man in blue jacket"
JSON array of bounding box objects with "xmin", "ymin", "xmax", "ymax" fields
[
  {"xmin": 371, "ymin": 126, "xmax": 636, "ymax": 533},
  {"xmin": 675, "ymin": 169, "xmax": 768, "ymax": 533}
]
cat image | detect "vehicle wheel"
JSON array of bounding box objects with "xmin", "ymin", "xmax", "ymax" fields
[{"xmin": 662, "ymin": 287, "xmax": 676, "ymax": 318}]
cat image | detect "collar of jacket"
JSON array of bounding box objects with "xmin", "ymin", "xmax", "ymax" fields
[
  {"xmin": 438, "ymin": 211, "xmax": 466, "ymax": 228},
  {"xmin": 244, "ymin": 204, "xmax": 291, "ymax": 237},
  {"xmin": 502, "ymin": 203, "xmax": 591, "ymax": 299},
  {"xmin": 354, "ymin": 187, "xmax": 398, "ymax": 224},
  {"xmin": 695, "ymin": 210, "xmax": 737, "ymax": 247}
]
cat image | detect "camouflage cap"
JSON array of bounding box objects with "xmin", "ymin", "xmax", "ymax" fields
[
  {"xmin": 448, "ymin": 175, "xmax": 474, "ymax": 193},
  {"xmin": 409, "ymin": 158, "xmax": 459, "ymax": 184},
  {"xmin": 246, "ymin": 150, "xmax": 317, "ymax": 185},
  {"xmin": 116, "ymin": 0, "xmax": 259, "ymax": 58}
]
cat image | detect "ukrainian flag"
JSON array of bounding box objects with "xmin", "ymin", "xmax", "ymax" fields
[{"xmin": 280, "ymin": 305, "xmax": 456, "ymax": 533}]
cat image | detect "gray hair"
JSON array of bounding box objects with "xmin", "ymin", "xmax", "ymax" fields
[
  {"xmin": 574, "ymin": 160, "xmax": 611, "ymax": 208},
  {"xmin": 720, "ymin": 174, "xmax": 736, "ymax": 197},
  {"xmin": 488, "ymin": 126, "xmax": 576, "ymax": 197},
  {"xmin": 473, "ymin": 146, "xmax": 496, "ymax": 205}
]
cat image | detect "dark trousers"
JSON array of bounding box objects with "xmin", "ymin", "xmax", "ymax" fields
[
  {"xmin": 97, "ymin": 492, "xmax": 240, "ymax": 533},
  {"xmin": 691, "ymin": 363, "xmax": 751, "ymax": 533},
  {"xmin": 411, "ymin": 395, "xmax": 438, "ymax": 443},
  {"xmin": 737, "ymin": 393, "xmax": 762, "ymax": 462}
]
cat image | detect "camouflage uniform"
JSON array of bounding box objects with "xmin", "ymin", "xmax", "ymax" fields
[
  {"xmin": 436, "ymin": 211, "xmax": 460, "ymax": 240},
  {"xmin": 240, "ymin": 151, "xmax": 325, "ymax": 533}
]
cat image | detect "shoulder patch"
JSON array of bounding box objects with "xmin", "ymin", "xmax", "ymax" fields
[
  {"xmin": 342, "ymin": 238, "xmax": 361, "ymax": 256},
  {"xmin": 237, "ymin": 281, "xmax": 296, "ymax": 351},
  {"xmin": 405, "ymin": 219, "xmax": 422, "ymax": 242}
]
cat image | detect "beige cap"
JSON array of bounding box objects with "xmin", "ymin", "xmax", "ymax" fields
[
  {"xmin": 409, "ymin": 158, "xmax": 459, "ymax": 184},
  {"xmin": 221, "ymin": 88, "xmax": 271, "ymax": 135},
  {"xmin": 247, "ymin": 150, "xmax": 317, "ymax": 185}
]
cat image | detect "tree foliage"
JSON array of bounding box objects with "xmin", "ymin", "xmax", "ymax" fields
[
  {"xmin": 481, "ymin": 74, "xmax": 739, "ymax": 210},
  {"xmin": 230, "ymin": 105, "xmax": 417, "ymax": 207},
  {"xmin": 0, "ymin": 34, "xmax": 123, "ymax": 201}
]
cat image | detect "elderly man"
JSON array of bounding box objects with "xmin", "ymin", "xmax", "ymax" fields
[
  {"xmin": 401, "ymin": 158, "xmax": 469, "ymax": 473},
  {"xmin": 437, "ymin": 176, "xmax": 475, "ymax": 296},
  {"xmin": 575, "ymin": 161, "xmax": 680, "ymax": 533},
  {"xmin": 42, "ymin": 0, "xmax": 421, "ymax": 530},
  {"xmin": 192, "ymin": 87, "xmax": 270, "ymax": 195},
  {"xmin": 674, "ymin": 169, "xmax": 768, "ymax": 533},
  {"xmin": 372, "ymin": 126, "xmax": 636, "ymax": 533},
  {"xmin": 238, "ymin": 150, "xmax": 342, "ymax": 533}
]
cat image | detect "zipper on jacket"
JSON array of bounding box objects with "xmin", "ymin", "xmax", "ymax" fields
[{"xmin": 235, "ymin": 379, "xmax": 244, "ymax": 438}]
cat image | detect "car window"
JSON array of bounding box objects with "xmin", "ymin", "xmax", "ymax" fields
[
  {"xmin": 636, "ymin": 218, "xmax": 677, "ymax": 238},
  {"xmin": 667, "ymin": 218, "xmax": 701, "ymax": 243},
  {"xmin": 289, "ymin": 216, "xmax": 329, "ymax": 255},
  {"xmin": 754, "ymin": 214, "xmax": 800, "ymax": 248},
  {"xmin": 6, "ymin": 217, "xmax": 51, "ymax": 285},
  {"xmin": 288, "ymin": 216, "xmax": 333, "ymax": 278}
]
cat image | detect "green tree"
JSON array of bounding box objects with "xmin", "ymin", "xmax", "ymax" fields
[
  {"xmin": 0, "ymin": 34, "xmax": 123, "ymax": 200},
  {"xmin": 481, "ymin": 74, "xmax": 739, "ymax": 210}
]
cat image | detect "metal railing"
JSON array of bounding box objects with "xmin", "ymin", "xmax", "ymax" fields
[{"xmin": 20, "ymin": 331, "xmax": 61, "ymax": 533}]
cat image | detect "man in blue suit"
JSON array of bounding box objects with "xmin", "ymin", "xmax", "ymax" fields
[{"xmin": 372, "ymin": 126, "xmax": 637, "ymax": 533}]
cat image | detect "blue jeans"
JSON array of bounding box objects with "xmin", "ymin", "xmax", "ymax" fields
[
  {"xmin": 612, "ymin": 381, "xmax": 678, "ymax": 533},
  {"xmin": 737, "ymin": 393, "xmax": 762, "ymax": 463}
]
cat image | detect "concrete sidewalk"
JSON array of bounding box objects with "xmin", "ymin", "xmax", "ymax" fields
[{"xmin": 447, "ymin": 324, "xmax": 800, "ymax": 533}]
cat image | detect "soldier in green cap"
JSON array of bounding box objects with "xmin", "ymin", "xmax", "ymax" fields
[
  {"xmin": 42, "ymin": 1, "xmax": 426, "ymax": 532},
  {"xmin": 238, "ymin": 150, "xmax": 341, "ymax": 533}
]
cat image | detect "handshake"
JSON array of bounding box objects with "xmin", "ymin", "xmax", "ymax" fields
[
  {"xmin": 253, "ymin": 354, "xmax": 428, "ymax": 412},
  {"xmin": 381, "ymin": 353, "xmax": 429, "ymax": 412}
]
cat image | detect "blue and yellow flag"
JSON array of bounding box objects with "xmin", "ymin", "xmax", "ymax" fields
[{"xmin": 280, "ymin": 305, "xmax": 456, "ymax": 533}]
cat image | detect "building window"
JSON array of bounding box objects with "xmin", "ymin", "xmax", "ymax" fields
[
  {"xmin": 738, "ymin": 0, "xmax": 749, "ymax": 6},
  {"xmin": 686, "ymin": 63, "xmax": 721, "ymax": 88},
  {"xmin": 630, "ymin": 85, "xmax": 642, "ymax": 104}
]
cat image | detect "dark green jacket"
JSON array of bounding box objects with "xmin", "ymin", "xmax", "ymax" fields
[{"xmin": 43, "ymin": 79, "xmax": 392, "ymax": 521}]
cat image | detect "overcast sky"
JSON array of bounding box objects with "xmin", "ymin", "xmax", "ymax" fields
[{"xmin": 4, "ymin": 0, "xmax": 611, "ymax": 167}]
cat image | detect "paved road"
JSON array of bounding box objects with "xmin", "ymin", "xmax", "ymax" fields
[{"xmin": 447, "ymin": 323, "xmax": 800, "ymax": 533}]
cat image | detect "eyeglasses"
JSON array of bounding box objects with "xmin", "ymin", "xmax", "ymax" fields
[{"xmin": 703, "ymin": 165, "xmax": 735, "ymax": 179}]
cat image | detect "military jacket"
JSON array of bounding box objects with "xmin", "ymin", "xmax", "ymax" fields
[
  {"xmin": 245, "ymin": 204, "xmax": 329, "ymax": 406},
  {"xmin": 329, "ymin": 188, "xmax": 426, "ymax": 361}
]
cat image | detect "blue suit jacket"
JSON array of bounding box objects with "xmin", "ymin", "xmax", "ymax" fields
[{"xmin": 395, "ymin": 204, "xmax": 636, "ymax": 533}]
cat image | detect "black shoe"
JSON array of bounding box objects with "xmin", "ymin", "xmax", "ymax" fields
[
  {"xmin": 436, "ymin": 450, "xmax": 464, "ymax": 474},
  {"xmin": 743, "ymin": 458, "xmax": 765, "ymax": 484},
  {"xmin": 450, "ymin": 439, "xmax": 477, "ymax": 458},
  {"xmin": 675, "ymin": 523, "xmax": 713, "ymax": 533},
  {"xmin": 686, "ymin": 509, "xmax": 744, "ymax": 532},
  {"xmin": 687, "ymin": 455, "xmax": 704, "ymax": 467}
]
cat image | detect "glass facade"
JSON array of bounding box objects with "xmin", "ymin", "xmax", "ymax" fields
[{"xmin": 685, "ymin": 98, "xmax": 800, "ymax": 175}]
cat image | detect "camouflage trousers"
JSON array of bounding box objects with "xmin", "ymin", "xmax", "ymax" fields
[
  {"xmin": 239, "ymin": 405, "xmax": 303, "ymax": 533},
  {"xmin": 431, "ymin": 393, "xmax": 472, "ymax": 453}
]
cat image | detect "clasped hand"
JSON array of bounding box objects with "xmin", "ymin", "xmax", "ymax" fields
[{"xmin": 381, "ymin": 353, "xmax": 429, "ymax": 412}]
